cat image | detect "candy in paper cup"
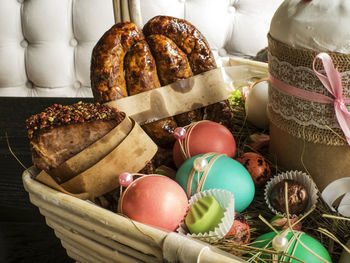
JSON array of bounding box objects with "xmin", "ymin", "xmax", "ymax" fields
[
  {"xmin": 177, "ymin": 189, "xmax": 235, "ymax": 241},
  {"xmin": 264, "ymin": 170, "xmax": 318, "ymax": 217}
]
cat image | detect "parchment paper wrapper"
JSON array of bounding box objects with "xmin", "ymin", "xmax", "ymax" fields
[
  {"xmin": 177, "ymin": 189, "xmax": 235, "ymax": 241},
  {"xmin": 106, "ymin": 65, "xmax": 267, "ymax": 125},
  {"xmin": 35, "ymin": 117, "xmax": 158, "ymax": 200},
  {"xmin": 264, "ymin": 170, "xmax": 318, "ymax": 217}
]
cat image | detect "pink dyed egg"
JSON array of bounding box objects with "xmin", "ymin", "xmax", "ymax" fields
[
  {"xmin": 173, "ymin": 121, "xmax": 236, "ymax": 168},
  {"xmin": 120, "ymin": 175, "xmax": 188, "ymax": 231}
]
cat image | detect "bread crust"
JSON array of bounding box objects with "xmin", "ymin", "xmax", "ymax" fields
[
  {"xmin": 125, "ymin": 40, "xmax": 160, "ymax": 95},
  {"xmin": 125, "ymin": 39, "xmax": 178, "ymax": 148},
  {"xmin": 143, "ymin": 15, "xmax": 217, "ymax": 74},
  {"xmin": 31, "ymin": 120, "xmax": 118, "ymax": 172},
  {"xmin": 90, "ymin": 17, "xmax": 233, "ymax": 148},
  {"xmin": 27, "ymin": 102, "xmax": 125, "ymax": 172},
  {"xmin": 146, "ymin": 34, "xmax": 194, "ymax": 85},
  {"xmin": 91, "ymin": 22, "xmax": 144, "ymax": 103}
]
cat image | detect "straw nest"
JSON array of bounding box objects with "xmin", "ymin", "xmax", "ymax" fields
[
  {"xmin": 197, "ymin": 91, "xmax": 350, "ymax": 262},
  {"xmin": 96, "ymin": 89, "xmax": 350, "ymax": 262}
]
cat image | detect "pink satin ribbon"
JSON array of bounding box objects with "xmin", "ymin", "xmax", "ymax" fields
[{"xmin": 269, "ymin": 52, "xmax": 350, "ymax": 145}]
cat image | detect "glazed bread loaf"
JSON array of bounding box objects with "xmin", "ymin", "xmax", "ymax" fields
[
  {"xmin": 142, "ymin": 15, "xmax": 217, "ymax": 74},
  {"xmin": 91, "ymin": 16, "xmax": 233, "ymax": 147},
  {"xmin": 26, "ymin": 102, "xmax": 125, "ymax": 172},
  {"xmin": 91, "ymin": 16, "xmax": 217, "ymax": 103},
  {"xmin": 91, "ymin": 22, "xmax": 145, "ymax": 102}
]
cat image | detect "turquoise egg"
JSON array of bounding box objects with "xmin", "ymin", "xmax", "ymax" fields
[
  {"xmin": 252, "ymin": 231, "xmax": 332, "ymax": 263},
  {"xmin": 175, "ymin": 153, "xmax": 255, "ymax": 212}
]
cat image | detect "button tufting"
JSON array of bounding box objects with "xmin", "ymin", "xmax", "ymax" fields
[
  {"xmin": 20, "ymin": 40, "xmax": 28, "ymax": 48},
  {"xmin": 218, "ymin": 48, "xmax": 227, "ymax": 56},
  {"xmin": 73, "ymin": 81, "xmax": 81, "ymax": 89},
  {"xmin": 228, "ymin": 6, "xmax": 236, "ymax": 13},
  {"xmin": 70, "ymin": 38, "xmax": 78, "ymax": 47}
]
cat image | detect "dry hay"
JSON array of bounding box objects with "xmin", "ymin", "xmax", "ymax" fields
[{"xmin": 201, "ymin": 93, "xmax": 350, "ymax": 262}]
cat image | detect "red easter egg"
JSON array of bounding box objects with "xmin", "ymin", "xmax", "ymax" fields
[
  {"xmin": 120, "ymin": 175, "xmax": 188, "ymax": 231},
  {"xmin": 236, "ymin": 152, "xmax": 271, "ymax": 187},
  {"xmin": 173, "ymin": 121, "xmax": 236, "ymax": 168},
  {"xmin": 226, "ymin": 212, "xmax": 250, "ymax": 249}
]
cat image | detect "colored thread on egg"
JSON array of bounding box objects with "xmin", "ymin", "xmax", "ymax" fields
[
  {"xmin": 177, "ymin": 120, "xmax": 211, "ymax": 161},
  {"xmin": 118, "ymin": 173, "xmax": 150, "ymax": 214},
  {"xmin": 186, "ymin": 153, "xmax": 225, "ymax": 198},
  {"xmin": 270, "ymin": 231, "xmax": 328, "ymax": 263},
  {"xmin": 270, "ymin": 181, "xmax": 328, "ymax": 262}
]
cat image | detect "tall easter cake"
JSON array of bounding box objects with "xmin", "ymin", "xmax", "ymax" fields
[{"xmin": 268, "ymin": 0, "xmax": 350, "ymax": 191}]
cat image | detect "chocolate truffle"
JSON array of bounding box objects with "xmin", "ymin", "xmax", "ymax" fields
[{"xmin": 269, "ymin": 179, "xmax": 309, "ymax": 215}]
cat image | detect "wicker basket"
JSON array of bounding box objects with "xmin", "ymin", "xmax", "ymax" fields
[
  {"xmin": 23, "ymin": 167, "xmax": 246, "ymax": 263},
  {"xmin": 22, "ymin": 57, "xmax": 267, "ymax": 263}
]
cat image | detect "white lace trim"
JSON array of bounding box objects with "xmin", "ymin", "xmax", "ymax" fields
[
  {"xmin": 268, "ymin": 87, "xmax": 340, "ymax": 129},
  {"xmin": 269, "ymin": 54, "xmax": 350, "ymax": 96},
  {"xmin": 268, "ymin": 55, "xmax": 350, "ymax": 130}
]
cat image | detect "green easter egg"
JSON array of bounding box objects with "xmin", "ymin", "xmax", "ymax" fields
[
  {"xmin": 175, "ymin": 153, "xmax": 255, "ymax": 212},
  {"xmin": 185, "ymin": 195, "xmax": 224, "ymax": 234},
  {"xmin": 253, "ymin": 231, "xmax": 332, "ymax": 263}
]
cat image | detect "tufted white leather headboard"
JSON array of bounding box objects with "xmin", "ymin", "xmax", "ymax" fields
[
  {"xmin": 0, "ymin": 0, "xmax": 115, "ymax": 97},
  {"xmin": 0, "ymin": 0, "xmax": 283, "ymax": 97}
]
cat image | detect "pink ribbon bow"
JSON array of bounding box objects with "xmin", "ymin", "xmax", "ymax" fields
[
  {"xmin": 269, "ymin": 53, "xmax": 350, "ymax": 145},
  {"xmin": 313, "ymin": 53, "xmax": 350, "ymax": 145}
]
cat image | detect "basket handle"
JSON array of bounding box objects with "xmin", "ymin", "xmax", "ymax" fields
[{"xmin": 113, "ymin": 0, "xmax": 143, "ymax": 27}]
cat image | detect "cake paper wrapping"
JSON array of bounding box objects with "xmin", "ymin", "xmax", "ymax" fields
[
  {"xmin": 106, "ymin": 65, "xmax": 267, "ymax": 125},
  {"xmin": 35, "ymin": 117, "xmax": 158, "ymax": 200},
  {"xmin": 268, "ymin": 35, "xmax": 350, "ymax": 147},
  {"xmin": 177, "ymin": 189, "xmax": 235, "ymax": 241},
  {"xmin": 268, "ymin": 8, "xmax": 350, "ymax": 191},
  {"xmin": 264, "ymin": 170, "xmax": 318, "ymax": 217}
]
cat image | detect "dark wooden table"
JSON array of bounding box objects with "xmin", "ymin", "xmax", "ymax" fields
[{"xmin": 0, "ymin": 97, "xmax": 93, "ymax": 263}]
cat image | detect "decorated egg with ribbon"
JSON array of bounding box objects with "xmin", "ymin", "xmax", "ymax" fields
[
  {"xmin": 175, "ymin": 153, "xmax": 255, "ymax": 212},
  {"xmin": 173, "ymin": 120, "xmax": 236, "ymax": 168},
  {"xmin": 119, "ymin": 174, "xmax": 188, "ymax": 231},
  {"xmin": 253, "ymin": 231, "xmax": 331, "ymax": 263}
]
